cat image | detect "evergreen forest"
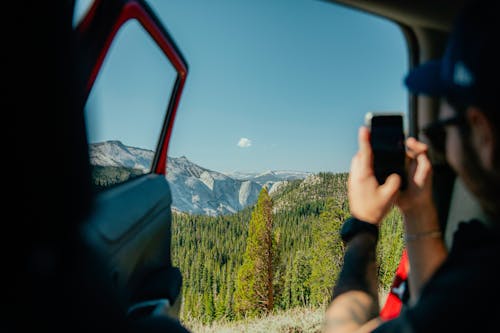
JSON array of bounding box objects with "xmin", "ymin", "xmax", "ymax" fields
[{"xmin": 171, "ymin": 172, "xmax": 405, "ymax": 324}]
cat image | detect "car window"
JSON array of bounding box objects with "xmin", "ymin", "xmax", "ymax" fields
[
  {"xmin": 159, "ymin": 0, "xmax": 407, "ymax": 330},
  {"xmin": 84, "ymin": 19, "xmax": 177, "ymax": 190}
]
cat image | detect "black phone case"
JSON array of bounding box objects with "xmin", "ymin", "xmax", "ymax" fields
[{"xmin": 367, "ymin": 113, "xmax": 407, "ymax": 190}]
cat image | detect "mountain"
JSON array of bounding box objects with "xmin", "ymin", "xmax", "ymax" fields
[
  {"xmin": 270, "ymin": 172, "xmax": 349, "ymax": 212},
  {"xmin": 89, "ymin": 141, "xmax": 262, "ymax": 216},
  {"xmin": 225, "ymin": 170, "xmax": 311, "ymax": 184},
  {"xmin": 166, "ymin": 156, "xmax": 261, "ymax": 216},
  {"xmin": 89, "ymin": 140, "xmax": 153, "ymax": 172},
  {"xmin": 223, "ymin": 170, "xmax": 311, "ymax": 194}
]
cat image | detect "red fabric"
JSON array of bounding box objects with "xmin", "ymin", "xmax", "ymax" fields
[{"xmin": 380, "ymin": 248, "xmax": 409, "ymax": 320}]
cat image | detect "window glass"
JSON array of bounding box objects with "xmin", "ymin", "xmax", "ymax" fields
[
  {"xmin": 85, "ymin": 19, "xmax": 177, "ymax": 190},
  {"xmin": 73, "ymin": 0, "xmax": 95, "ymax": 28},
  {"xmin": 150, "ymin": 0, "xmax": 408, "ymax": 329}
]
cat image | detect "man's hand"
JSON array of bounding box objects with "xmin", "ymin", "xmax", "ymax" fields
[
  {"xmin": 396, "ymin": 138, "xmax": 434, "ymax": 215},
  {"xmin": 348, "ymin": 127, "xmax": 401, "ymax": 224},
  {"xmin": 395, "ymin": 137, "xmax": 446, "ymax": 301}
]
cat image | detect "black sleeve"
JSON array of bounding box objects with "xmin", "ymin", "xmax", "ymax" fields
[{"xmin": 374, "ymin": 233, "xmax": 499, "ymax": 333}]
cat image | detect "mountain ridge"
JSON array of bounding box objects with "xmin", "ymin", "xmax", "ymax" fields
[{"xmin": 89, "ymin": 140, "xmax": 310, "ymax": 216}]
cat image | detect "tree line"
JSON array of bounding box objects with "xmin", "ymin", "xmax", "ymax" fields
[{"xmin": 171, "ymin": 172, "xmax": 404, "ymax": 324}]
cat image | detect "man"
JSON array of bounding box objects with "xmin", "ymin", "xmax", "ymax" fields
[{"xmin": 324, "ymin": 2, "xmax": 500, "ymax": 332}]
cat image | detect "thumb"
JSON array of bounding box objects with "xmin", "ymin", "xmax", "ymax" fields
[
  {"xmin": 378, "ymin": 174, "xmax": 401, "ymax": 201},
  {"xmin": 358, "ymin": 126, "xmax": 371, "ymax": 154}
]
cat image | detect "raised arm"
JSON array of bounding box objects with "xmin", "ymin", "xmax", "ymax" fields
[
  {"xmin": 324, "ymin": 233, "xmax": 382, "ymax": 333},
  {"xmin": 324, "ymin": 129, "xmax": 449, "ymax": 332},
  {"xmin": 324, "ymin": 127, "xmax": 400, "ymax": 332}
]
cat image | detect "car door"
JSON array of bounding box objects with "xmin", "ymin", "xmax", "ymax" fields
[{"xmin": 75, "ymin": 0, "xmax": 188, "ymax": 318}]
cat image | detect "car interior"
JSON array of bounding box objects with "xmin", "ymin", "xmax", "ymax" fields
[{"xmin": 11, "ymin": 0, "xmax": 484, "ymax": 331}]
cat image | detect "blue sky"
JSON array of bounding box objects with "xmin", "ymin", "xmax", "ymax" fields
[{"xmin": 82, "ymin": 0, "xmax": 408, "ymax": 173}]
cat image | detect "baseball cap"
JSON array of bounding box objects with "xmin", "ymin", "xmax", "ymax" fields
[{"xmin": 404, "ymin": 1, "xmax": 499, "ymax": 107}]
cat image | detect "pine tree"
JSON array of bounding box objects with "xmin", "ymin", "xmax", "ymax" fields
[
  {"xmin": 308, "ymin": 197, "xmax": 347, "ymax": 306},
  {"xmin": 203, "ymin": 288, "xmax": 215, "ymax": 323},
  {"xmin": 234, "ymin": 187, "xmax": 277, "ymax": 317},
  {"xmin": 224, "ymin": 276, "xmax": 235, "ymax": 320},
  {"xmin": 377, "ymin": 207, "xmax": 405, "ymax": 289},
  {"xmin": 215, "ymin": 280, "xmax": 227, "ymax": 320},
  {"xmin": 291, "ymin": 250, "xmax": 312, "ymax": 307},
  {"xmin": 278, "ymin": 256, "xmax": 293, "ymax": 309}
]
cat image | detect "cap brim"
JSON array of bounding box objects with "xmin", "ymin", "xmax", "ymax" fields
[{"xmin": 404, "ymin": 60, "xmax": 447, "ymax": 96}]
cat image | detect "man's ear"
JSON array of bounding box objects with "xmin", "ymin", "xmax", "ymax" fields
[{"xmin": 467, "ymin": 107, "xmax": 495, "ymax": 170}]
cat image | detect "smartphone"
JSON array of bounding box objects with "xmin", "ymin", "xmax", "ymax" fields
[{"xmin": 365, "ymin": 112, "xmax": 407, "ymax": 190}]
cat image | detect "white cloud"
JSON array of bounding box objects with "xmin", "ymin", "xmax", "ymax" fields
[{"xmin": 237, "ymin": 138, "xmax": 252, "ymax": 148}]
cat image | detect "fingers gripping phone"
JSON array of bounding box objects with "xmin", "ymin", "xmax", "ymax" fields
[{"xmin": 365, "ymin": 112, "xmax": 407, "ymax": 190}]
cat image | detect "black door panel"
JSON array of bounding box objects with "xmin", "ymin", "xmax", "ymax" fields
[{"xmin": 84, "ymin": 174, "xmax": 178, "ymax": 311}]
